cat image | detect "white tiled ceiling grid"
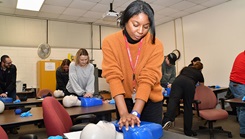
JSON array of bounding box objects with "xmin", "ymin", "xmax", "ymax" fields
[{"xmin": 0, "ymin": 0, "xmax": 231, "ymax": 26}]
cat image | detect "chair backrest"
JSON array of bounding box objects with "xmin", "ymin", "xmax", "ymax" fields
[
  {"xmin": 194, "ymin": 85, "xmax": 218, "ymax": 110},
  {"xmin": 42, "ymin": 97, "xmax": 73, "ymax": 136},
  {"xmin": 37, "ymin": 89, "xmax": 53, "ymax": 98},
  {"xmin": 0, "ymin": 126, "xmax": 8, "ymax": 139}
]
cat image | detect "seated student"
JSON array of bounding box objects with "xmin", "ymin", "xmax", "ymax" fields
[
  {"xmin": 160, "ymin": 52, "xmax": 178, "ymax": 88},
  {"xmin": 66, "ymin": 48, "xmax": 95, "ymax": 97},
  {"xmin": 56, "ymin": 59, "xmax": 71, "ymax": 94},
  {"xmin": 0, "ymin": 55, "xmax": 17, "ymax": 100},
  {"xmin": 188, "ymin": 57, "xmax": 201, "ymax": 67}
]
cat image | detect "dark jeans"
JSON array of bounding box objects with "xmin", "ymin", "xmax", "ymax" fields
[{"xmin": 229, "ymin": 81, "xmax": 245, "ymax": 134}]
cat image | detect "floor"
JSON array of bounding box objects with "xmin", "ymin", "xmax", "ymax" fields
[{"xmin": 7, "ymin": 109, "xmax": 241, "ymax": 139}]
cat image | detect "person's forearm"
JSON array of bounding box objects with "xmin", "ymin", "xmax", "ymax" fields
[
  {"xmin": 132, "ymin": 99, "xmax": 145, "ymax": 114},
  {"xmin": 114, "ymin": 94, "xmax": 128, "ymax": 116}
]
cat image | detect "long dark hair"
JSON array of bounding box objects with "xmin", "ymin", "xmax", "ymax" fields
[
  {"xmin": 61, "ymin": 59, "xmax": 71, "ymax": 67},
  {"xmin": 119, "ymin": 0, "xmax": 156, "ymax": 44}
]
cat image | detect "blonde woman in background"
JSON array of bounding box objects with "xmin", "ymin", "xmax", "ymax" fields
[{"xmin": 66, "ymin": 48, "xmax": 94, "ymax": 97}]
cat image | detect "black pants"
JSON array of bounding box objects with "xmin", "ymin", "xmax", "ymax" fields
[
  {"xmin": 116, "ymin": 98, "xmax": 163, "ymax": 124},
  {"xmin": 163, "ymin": 76, "xmax": 195, "ymax": 134}
]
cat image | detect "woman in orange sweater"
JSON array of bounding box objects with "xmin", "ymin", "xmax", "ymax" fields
[{"xmin": 102, "ymin": 0, "xmax": 164, "ymax": 130}]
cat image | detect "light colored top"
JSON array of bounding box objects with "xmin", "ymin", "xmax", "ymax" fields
[
  {"xmin": 102, "ymin": 31, "xmax": 164, "ymax": 102},
  {"xmin": 66, "ymin": 62, "xmax": 95, "ymax": 96}
]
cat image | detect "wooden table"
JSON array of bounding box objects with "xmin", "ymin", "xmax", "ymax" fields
[
  {"xmin": 210, "ymin": 87, "xmax": 228, "ymax": 97},
  {"xmin": 0, "ymin": 103, "xmax": 116, "ymax": 128},
  {"xmin": 4, "ymin": 98, "xmax": 63, "ymax": 109},
  {"xmin": 225, "ymin": 98, "xmax": 245, "ymax": 107}
]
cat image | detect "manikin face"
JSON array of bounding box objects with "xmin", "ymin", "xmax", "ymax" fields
[
  {"xmin": 80, "ymin": 121, "xmax": 117, "ymax": 139},
  {"xmin": 79, "ymin": 55, "xmax": 89, "ymax": 67},
  {"xmin": 125, "ymin": 12, "xmax": 150, "ymax": 41},
  {"xmin": 62, "ymin": 95, "xmax": 80, "ymax": 107}
]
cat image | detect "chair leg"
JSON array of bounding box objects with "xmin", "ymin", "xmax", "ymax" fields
[
  {"xmin": 197, "ymin": 121, "xmax": 232, "ymax": 139},
  {"xmin": 208, "ymin": 122, "xmax": 215, "ymax": 139}
]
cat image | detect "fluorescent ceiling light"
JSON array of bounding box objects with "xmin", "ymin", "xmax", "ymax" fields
[{"xmin": 17, "ymin": 0, "xmax": 45, "ymax": 11}]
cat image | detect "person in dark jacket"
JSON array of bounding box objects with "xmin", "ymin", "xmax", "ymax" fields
[
  {"xmin": 162, "ymin": 62, "xmax": 204, "ymax": 137},
  {"xmin": 0, "ymin": 55, "xmax": 17, "ymax": 100},
  {"xmin": 160, "ymin": 53, "xmax": 178, "ymax": 88},
  {"xmin": 188, "ymin": 57, "xmax": 201, "ymax": 67},
  {"xmin": 56, "ymin": 59, "xmax": 71, "ymax": 94}
]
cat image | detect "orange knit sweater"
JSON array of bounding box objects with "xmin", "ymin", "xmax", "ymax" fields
[{"xmin": 102, "ymin": 30, "xmax": 164, "ymax": 102}]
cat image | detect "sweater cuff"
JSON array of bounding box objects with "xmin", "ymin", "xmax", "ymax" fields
[
  {"xmin": 136, "ymin": 83, "xmax": 151, "ymax": 102},
  {"xmin": 109, "ymin": 79, "xmax": 125, "ymax": 98}
]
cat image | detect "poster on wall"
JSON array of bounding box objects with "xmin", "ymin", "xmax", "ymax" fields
[{"xmin": 45, "ymin": 62, "xmax": 55, "ymax": 71}]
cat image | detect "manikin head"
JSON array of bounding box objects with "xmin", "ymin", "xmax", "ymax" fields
[
  {"xmin": 0, "ymin": 101, "xmax": 4, "ymax": 113},
  {"xmin": 80, "ymin": 121, "xmax": 123, "ymax": 139},
  {"xmin": 62, "ymin": 95, "xmax": 81, "ymax": 107},
  {"xmin": 53, "ymin": 90, "xmax": 64, "ymax": 98}
]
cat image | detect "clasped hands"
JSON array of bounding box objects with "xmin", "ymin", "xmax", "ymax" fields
[
  {"xmin": 83, "ymin": 92, "xmax": 93, "ymax": 98},
  {"xmin": 0, "ymin": 93, "xmax": 7, "ymax": 98},
  {"xmin": 118, "ymin": 112, "xmax": 141, "ymax": 131}
]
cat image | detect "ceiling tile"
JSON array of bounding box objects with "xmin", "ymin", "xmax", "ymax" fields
[
  {"xmin": 44, "ymin": 0, "xmax": 73, "ymax": 7},
  {"xmin": 157, "ymin": 7, "xmax": 179, "ymax": 16},
  {"xmin": 38, "ymin": 12, "xmax": 60, "ymax": 19},
  {"xmin": 63, "ymin": 8, "xmax": 86, "ymax": 16},
  {"xmin": 14, "ymin": 9, "xmax": 38, "ymax": 17},
  {"xmin": 183, "ymin": 5, "xmax": 207, "ymax": 14},
  {"xmin": 170, "ymin": 1, "xmax": 197, "ymax": 11},
  {"xmin": 69, "ymin": 0, "xmax": 97, "ymax": 10},
  {"xmin": 0, "ymin": 7, "xmax": 15, "ymax": 14},
  {"xmin": 83, "ymin": 11, "xmax": 103, "ymax": 19},
  {"xmin": 186, "ymin": 0, "xmax": 209, "ymax": 4},
  {"xmin": 41, "ymin": 5, "xmax": 66, "ymax": 14},
  {"xmin": 0, "ymin": 0, "xmax": 17, "ymax": 8},
  {"xmin": 152, "ymin": 0, "xmax": 183, "ymax": 7},
  {"xmin": 201, "ymin": 0, "xmax": 230, "ymax": 7},
  {"xmin": 58, "ymin": 14, "xmax": 80, "ymax": 21},
  {"xmin": 0, "ymin": 0, "xmax": 232, "ymax": 27}
]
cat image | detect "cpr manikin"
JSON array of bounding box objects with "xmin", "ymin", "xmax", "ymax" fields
[
  {"xmin": 80, "ymin": 120, "xmax": 163, "ymax": 139},
  {"xmin": 53, "ymin": 90, "xmax": 64, "ymax": 98},
  {"xmin": 62, "ymin": 95, "xmax": 81, "ymax": 107},
  {"xmin": 0, "ymin": 101, "xmax": 4, "ymax": 113},
  {"xmin": 80, "ymin": 121, "xmax": 123, "ymax": 139}
]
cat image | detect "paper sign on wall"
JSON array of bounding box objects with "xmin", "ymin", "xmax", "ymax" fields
[{"xmin": 45, "ymin": 62, "xmax": 55, "ymax": 71}]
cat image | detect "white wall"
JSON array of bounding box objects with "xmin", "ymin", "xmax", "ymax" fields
[{"xmin": 156, "ymin": 0, "xmax": 245, "ymax": 87}]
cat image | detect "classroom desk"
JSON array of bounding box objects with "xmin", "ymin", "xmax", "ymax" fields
[
  {"xmin": 4, "ymin": 98, "xmax": 63, "ymax": 109},
  {"xmin": 210, "ymin": 87, "xmax": 228, "ymax": 97},
  {"xmin": 225, "ymin": 98, "xmax": 245, "ymax": 107},
  {"xmin": 0, "ymin": 103, "xmax": 116, "ymax": 128}
]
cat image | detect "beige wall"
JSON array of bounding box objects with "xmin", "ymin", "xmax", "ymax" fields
[{"xmin": 156, "ymin": 0, "xmax": 245, "ymax": 87}]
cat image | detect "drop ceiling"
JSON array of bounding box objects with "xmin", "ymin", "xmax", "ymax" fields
[{"xmin": 0, "ymin": 0, "xmax": 231, "ymax": 26}]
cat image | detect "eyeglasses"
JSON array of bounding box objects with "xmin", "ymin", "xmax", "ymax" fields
[{"xmin": 4, "ymin": 62, "xmax": 12, "ymax": 65}]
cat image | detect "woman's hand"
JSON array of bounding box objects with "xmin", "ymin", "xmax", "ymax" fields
[
  {"xmin": 0, "ymin": 93, "xmax": 7, "ymax": 98},
  {"xmin": 83, "ymin": 92, "xmax": 93, "ymax": 98},
  {"xmin": 118, "ymin": 112, "xmax": 140, "ymax": 131}
]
